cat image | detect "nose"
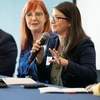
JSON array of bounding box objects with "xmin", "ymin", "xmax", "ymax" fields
[
  {"xmin": 31, "ymin": 14, "xmax": 37, "ymax": 20},
  {"xmin": 50, "ymin": 18, "xmax": 55, "ymax": 24}
]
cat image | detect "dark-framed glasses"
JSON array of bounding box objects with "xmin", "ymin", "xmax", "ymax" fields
[{"xmin": 50, "ymin": 16, "xmax": 69, "ymax": 22}]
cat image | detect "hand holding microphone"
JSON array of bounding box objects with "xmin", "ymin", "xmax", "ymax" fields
[
  {"xmin": 27, "ymin": 32, "xmax": 50, "ymax": 65},
  {"xmin": 32, "ymin": 40, "xmax": 44, "ymax": 64}
]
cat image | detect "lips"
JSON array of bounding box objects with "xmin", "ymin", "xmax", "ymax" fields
[
  {"xmin": 52, "ymin": 25, "xmax": 57, "ymax": 29},
  {"xmin": 31, "ymin": 23, "xmax": 38, "ymax": 25}
]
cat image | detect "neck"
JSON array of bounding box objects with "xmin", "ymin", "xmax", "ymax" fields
[
  {"xmin": 31, "ymin": 31, "xmax": 42, "ymax": 44},
  {"xmin": 57, "ymin": 36, "xmax": 63, "ymax": 52},
  {"xmin": 59, "ymin": 35, "xmax": 65, "ymax": 45}
]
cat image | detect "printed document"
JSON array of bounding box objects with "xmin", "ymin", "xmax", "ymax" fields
[{"xmin": 2, "ymin": 77, "xmax": 36, "ymax": 85}]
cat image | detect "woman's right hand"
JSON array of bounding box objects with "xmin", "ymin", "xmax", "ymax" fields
[
  {"xmin": 86, "ymin": 84, "xmax": 93, "ymax": 91},
  {"xmin": 85, "ymin": 83, "xmax": 97, "ymax": 92},
  {"xmin": 31, "ymin": 40, "xmax": 44, "ymax": 64}
]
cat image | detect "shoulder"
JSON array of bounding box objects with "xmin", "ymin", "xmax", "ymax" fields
[
  {"xmin": 45, "ymin": 32, "xmax": 58, "ymax": 44},
  {"xmin": 50, "ymin": 32, "xmax": 58, "ymax": 39},
  {"xmin": 0, "ymin": 29, "xmax": 10, "ymax": 36},
  {"xmin": 78, "ymin": 38, "xmax": 95, "ymax": 47},
  {"xmin": 48, "ymin": 32, "xmax": 58, "ymax": 44},
  {"xmin": 75, "ymin": 38, "xmax": 95, "ymax": 53},
  {"xmin": 0, "ymin": 29, "xmax": 16, "ymax": 46},
  {"xmin": 0, "ymin": 29, "xmax": 14, "ymax": 40}
]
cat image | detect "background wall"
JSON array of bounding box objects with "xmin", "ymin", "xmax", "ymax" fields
[
  {"xmin": 43, "ymin": 0, "xmax": 73, "ymax": 16},
  {"xmin": 0, "ymin": 0, "xmax": 28, "ymax": 77},
  {"xmin": 0, "ymin": 0, "xmax": 73, "ymax": 77},
  {"xmin": 77, "ymin": 0, "xmax": 100, "ymax": 70}
]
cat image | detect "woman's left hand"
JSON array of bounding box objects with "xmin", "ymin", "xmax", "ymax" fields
[
  {"xmin": 49, "ymin": 48, "xmax": 61, "ymax": 65},
  {"xmin": 49, "ymin": 48, "xmax": 68, "ymax": 67}
]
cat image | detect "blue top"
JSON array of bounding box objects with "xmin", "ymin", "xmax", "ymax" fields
[
  {"xmin": 35, "ymin": 36, "xmax": 97, "ymax": 87},
  {"xmin": 17, "ymin": 32, "xmax": 56, "ymax": 81}
]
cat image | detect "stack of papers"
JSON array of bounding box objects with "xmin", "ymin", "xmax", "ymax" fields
[{"xmin": 1, "ymin": 77, "xmax": 36, "ymax": 85}]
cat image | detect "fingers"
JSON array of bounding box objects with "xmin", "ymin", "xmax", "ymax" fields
[
  {"xmin": 31, "ymin": 40, "xmax": 41, "ymax": 53},
  {"xmin": 49, "ymin": 48, "xmax": 58, "ymax": 57},
  {"xmin": 86, "ymin": 83, "xmax": 97, "ymax": 90},
  {"xmin": 49, "ymin": 59, "xmax": 56, "ymax": 63},
  {"xmin": 49, "ymin": 48, "xmax": 54, "ymax": 56},
  {"xmin": 86, "ymin": 84, "xmax": 92, "ymax": 90},
  {"xmin": 36, "ymin": 40, "xmax": 41, "ymax": 45},
  {"xmin": 49, "ymin": 48, "xmax": 61, "ymax": 65}
]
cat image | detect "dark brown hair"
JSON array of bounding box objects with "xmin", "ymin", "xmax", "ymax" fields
[{"xmin": 54, "ymin": 1, "xmax": 89, "ymax": 59}]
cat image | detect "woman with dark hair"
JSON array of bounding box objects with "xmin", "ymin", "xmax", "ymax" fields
[
  {"xmin": 17, "ymin": 0, "xmax": 56, "ymax": 80},
  {"xmin": 33, "ymin": 1, "xmax": 97, "ymax": 87}
]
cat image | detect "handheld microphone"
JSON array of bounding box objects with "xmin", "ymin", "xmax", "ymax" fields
[{"xmin": 27, "ymin": 32, "xmax": 50, "ymax": 64}]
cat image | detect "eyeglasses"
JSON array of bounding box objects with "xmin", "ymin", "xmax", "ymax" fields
[
  {"xmin": 50, "ymin": 16, "xmax": 69, "ymax": 22},
  {"xmin": 25, "ymin": 12, "xmax": 44, "ymax": 19}
]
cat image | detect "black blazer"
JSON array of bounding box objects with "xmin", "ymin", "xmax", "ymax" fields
[
  {"xmin": 0, "ymin": 29, "xmax": 17, "ymax": 76},
  {"xmin": 36, "ymin": 36, "xmax": 97, "ymax": 88}
]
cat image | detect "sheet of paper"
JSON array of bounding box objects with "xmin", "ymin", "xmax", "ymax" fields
[
  {"xmin": 39, "ymin": 87, "xmax": 63, "ymax": 93},
  {"xmin": 62, "ymin": 88, "xmax": 88, "ymax": 92},
  {"xmin": 38, "ymin": 87, "xmax": 89, "ymax": 94},
  {"xmin": 2, "ymin": 77, "xmax": 36, "ymax": 85}
]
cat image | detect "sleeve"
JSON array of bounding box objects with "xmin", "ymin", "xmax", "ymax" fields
[
  {"xmin": 65, "ymin": 39, "xmax": 97, "ymax": 83},
  {"xmin": 0, "ymin": 33, "xmax": 17, "ymax": 76},
  {"xmin": 93, "ymin": 83, "xmax": 100, "ymax": 96},
  {"xmin": 17, "ymin": 50, "xmax": 38, "ymax": 80}
]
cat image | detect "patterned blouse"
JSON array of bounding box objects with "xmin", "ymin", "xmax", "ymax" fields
[{"xmin": 17, "ymin": 32, "xmax": 57, "ymax": 81}]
